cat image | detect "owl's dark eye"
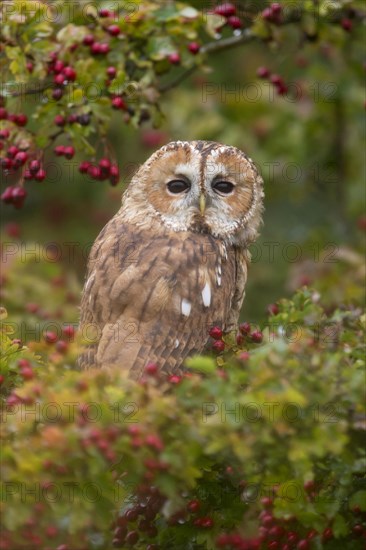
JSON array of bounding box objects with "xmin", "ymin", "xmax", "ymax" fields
[
  {"xmin": 212, "ymin": 181, "xmax": 234, "ymax": 195},
  {"xmin": 167, "ymin": 179, "xmax": 191, "ymax": 194}
]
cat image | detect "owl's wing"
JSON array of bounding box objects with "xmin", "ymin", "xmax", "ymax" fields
[
  {"xmin": 224, "ymin": 247, "xmax": 250, "ymax": 332},
  {"xmin": 79, "ymin": 216, "xmax": 240, "ymax": 377}
]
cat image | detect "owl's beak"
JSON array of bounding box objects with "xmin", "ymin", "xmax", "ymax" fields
[{"xmin": 199, "ymin": 193, "xmax": 206, "ymax": 215}]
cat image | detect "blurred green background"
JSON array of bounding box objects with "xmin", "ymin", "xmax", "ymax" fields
[{"xmin": 2, "ymin": 10, "xmax": 365, "ymax": 323}]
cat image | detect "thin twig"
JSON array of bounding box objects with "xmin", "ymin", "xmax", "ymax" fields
[{"xmin": 158, "ymin": 30, "xmax": 254, "ymax": 93}]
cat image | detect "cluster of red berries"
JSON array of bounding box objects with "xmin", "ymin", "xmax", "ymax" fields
[
  {"xmin": 1, "ymin": 186, "xmax": 27, "ymax": 208},
  {"xmin": 209, "ymin": 322, "xmax": 263, "ymax": 354},
  {"xmin": 262, "ymin": 3, "xmax": 283, "ymax": 24},
  {"xmin": 213, "ymin": 3, "xmax": 243, "ymax": 30},
  {"xmin": 54, "ymin": 145, "xmax": 75, "ymax": 159},
  {"xmin": 257, "ymin": 67, "xmax": 289, "ymax": 96},
  {"xmin": 111, "ymin": 484, "xmax": 165, "ymax": 548},
  {"xmin": 78, "ymin": 158, "xmax": 120, "ymax": 185},
  {"xmin": 47, "ymin": 53, "xmax": 77, "ymax": 101},
  {"xmin": 216, "ymin": 532, "xmax": 260, "ymax": 549},
  {"xmin": 0, "ymin": 107, "xmax": 27, "ymax": 126}
]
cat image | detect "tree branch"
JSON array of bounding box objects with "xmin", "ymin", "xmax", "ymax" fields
[{"xmin": 158, "ymin": 29, "xmax": 254, "ymax": 93}]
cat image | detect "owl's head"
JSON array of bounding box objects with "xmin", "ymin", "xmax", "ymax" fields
[{"xmin": 122, "ymin": 141, "xmax": 264, "ymax": 245}]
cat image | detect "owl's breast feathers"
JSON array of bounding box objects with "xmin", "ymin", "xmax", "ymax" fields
[{"xmin": 79, "ymin": 217, "xmax": 248, "ymax": 377}]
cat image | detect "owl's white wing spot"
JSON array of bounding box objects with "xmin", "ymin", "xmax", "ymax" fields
[
  {"xmin": 202, "ymin": 282, "xmax": 211, "ymax": 307},
  {"xmin": 174, "ymin": 339, "xmax": 179, "ymax": 349},
  {"xmin": 181, "ymin": 298, "xmax": 192, "ymax": 316},
  {"xmin": 217, "ymin": 275, "xmax": 222, "ymax": 287}
]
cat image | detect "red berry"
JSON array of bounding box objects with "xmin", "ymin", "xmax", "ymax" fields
[
  {"xmin": 0, "ymin": 129, "xmax": 10, "ymax": 139},
  {"xmin": 24, "ymin": 170, "xmax": 33, "ymax": 179},
  {"xmin": 1, "ymin": 158, "xmax": 13, "ymax": 171},
  {"xmin": 168, "ymin": 52, "xmax": 180, "ymax": 65},
  {"xmin": 214, "ymin": 3, "xmax": 236, "ymax": 17},
  {"xmin": 250, "ymin": 330, "xmax": 263, "ymax": 343},
  {"xmin": 227, "ymin": 16, "xmax": 242, "ymax": 29},
  {"xmin": 209, "ymin": 326, "xmax": 223, "ymax": 340},
  {"xmin": 112, "ymin": 97, "xmax": 126, "ymax": 110},
  {"xmin": 268, "ymin": 542, "xmax": 279, "ymax": 549},
  {"xmin": 109, "ymin": 164, "xmax": 120, "ymax": 185},
  {"xmin": 68, "ymin": 114, "xmax": 78, "ymax": 123},
  {"xmin": 0, "ymin": 375, "xmax": 4, "ymax": 385},
  {"xmin": 267, "ymin": 303, "xmax": 279, "ymax": 315},
  {"xmin": 271, "ymin": 3, "xmax": 282, "ymax": 14},
  {"xmin": 270, "ymin": 74, "xmax": 283, "ymax": 85},
  {"xmin": 107, "ymin": 66, "xmax": 117, "ymax": 78},
  {"xmin": 144, "ymin": 362, "xmax": 158, "ymax": 376},
  {"xmin": 88, "ymin": 165, "xmax": 102, "ymax": 180},
  {"xmin": 239, "ymin": 322, "xmax": 251, "ymax": 335},
  {"xmin": 14, "ymin": 151, "xmax": 28, "ymax": 166},
  {"xmin": 54, "ymin": 145, "xmax": 65, "ymax": 156},
  {"xmin": 99, "ymin": 8, "xmax": 112, "ymax": 17},
  {"xmin": 187, "ymin": 499, "xmax": 201, "ymax": 513},
  {"xmin": 64, "ymin": 146, "xmax": 75, "ymax": 159},
  {"xmin": 7, "ymin": 145, "xmax": 19, "ymax": 158},
  {"xmin": 261, "ymin": 497, "xmax": 273, "ymax": 508},
  {"xmin": 35, "ymin": 169, "xmax": 46, "ymax": 181},
  {"xmin": 341, "ymin": 18, "xmax": 353, "ymax": 31},
  {"xmin": 99, "ymin": 157, "xmax": 111, "ymax": 173},
  {"xmin": 52, "ymin": 88, "xmax": 63, "ymax": 100},
  {"xmin": 257, "ymin": 66, "xmax": 270, "ymax": 79},
  {"xmin": 79, "ymin": 161, "xmax": 91, "ymax": 174},
  {"xmin": 125, "ymin": 530, "xmax": 139, "ymax": 545},
  {"xmin": 62, "ymin": 66, "xmax": 76, "ymax": 81},
  {"xmin": 212, "ymin": 340, "xmax": 225, "ymax": 353},
  {"xmin": 304, "ymin": 480, "xmax": 315, "ymax": 492},
  {"xmin": 54, "ymin": 73, "xmax": 65, "ymax": 86},
  {"xmin": 297, "ymin": 541, "xmax": 309, "ymax": 550},
  {"xmin": 44, "ymin": 331, "xmax": 58, "ymax": 344},
  {"xmin": 169, "ymin": 375, "xmax": 182, "ymax": 384},
  {"xmin": 29, "ymin": 160, "xmax": 40, "ymax": 174},
  {"xmin": 107, "ymin": 24, "xmax": 120, "ymax": 36},
  {"xmin": 83, "ymin": 34, "xmax": 95, "ymax": 46},
  {"xmin": 352, "ymin": 524, "xmax": 363, "ymax": 536},
  {"xmin": 262, "ymin": 7, "xmax": 273, "ymax": 20},
  {"xmin": 188, "ymin": 42, "xmax": 200, "ymax": 54},
  {"xmin": 99, "ymin": 43, "xmax": 110, "ymax": 54},
  {"xmin": 0, "ymin": 107, "xmax": 8, "ymax": 119},
  {"xmin": 238, "ymin": 351, "xmax": 250, "ymax": 361},
  {"xmin": 54, "ymin": 60, "xmax": 65, "ymax": 73},
  {"xmin": 54, "ymin": 114, "xmax": 66, "ymax": 126},
  {"xmin": 11, "ymin": 187, "xmax": 27, "ymax": 208},
  {"xmin": 1, "ymin": 186, "xmax": 14, "ymax": 203},
  {"xmin": 20, "ymin": 366, "xmax": 34, "ymax": 380},
  {"xmin": 322, "ymin": 528, "xmax": 333, "ymax": 540},
  {"xmin": 55, "ymin": 340, "xmax": 68, "ymax": 353}
]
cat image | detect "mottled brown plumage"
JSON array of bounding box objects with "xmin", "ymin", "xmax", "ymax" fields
[{"xmin": 79, "ymin": 141, "xmax": 264, "ymax": 378}]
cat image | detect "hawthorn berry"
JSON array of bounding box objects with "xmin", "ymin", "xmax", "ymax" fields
[
  {"xmin": 54, "ymin": 145, "xmax": 65, "ymax": 156},
  {"xmin": 238, "ymin": 351, "xmax": 250, "ymax": 361},
  {"xmin": 64, "ymin": 146, "xmax": 75, "ymax": 159},
  {"xmin": 250, "ymin": 330, "xmax": 263, "ymax": 343},
  {"xmin": 1, "ymin": 158, "xmax": 13, "ymax": 170},
  {"xmin": 209, "ymin": 326, "xmax": 223, "ymax": 340},
  {"xmin": 54, "ymin": 73, "xmax": 65, "ymax": 86},
  {"xmin": 341, "ymin": 18, "xmax": 353, "ymax": 31},
  {"xmin": 169, "ymin": 375, "xmax": 182, "ymax": 384},
  {"xmin": 109, "ymin": 164, "xmax": 120, "ymax": 185},
  {"xmin": 35, "ymin": 169, "xmax": 46, "ymax": 181},
  {"xmin": 52, "ymin": 88, "xmax": 63, "ymax": 100},
  {"xmin": 79, "ymin": 161, "xmax": 91, "ymax": 174},
  {"xmin": 112, "ymin": 97, "xmax": 127, "ymax": 110},
  {"xmin": 83, "ymin": 34, "xmax": 95, "ymax": 46},
  {"xmin": 212, "ymin": 340, "xmax": 225, "ymax": 353},
  {"xmin": 239, "ymin": 322, "xmax": 251, "ymax": 334},
  {"xmin": 62, "ymin": 66, "xmax": 76, "ymax": 81},
  {"xmin": 267, "ymin": 303, "xmax": 279, "ymax": 315},
  {"xmin": 20, "ymin": 366, "xmax": 34, "ymax": 380},
  {"xmin": 168, "ymin": 52, "xmax": 181, "ymax": 65},
  {"xmin": 0, "ymin": 107, "xmax": 8, "ymax": 119},
  {"xmin": 14, "ymin": 151, "xmax": 28, "ymax": 166},
  {"xmin": 214, "ymin": 3, "xmax": 236, "ymax": 17},
  {"xmin": 107, "ymin": 24, "xmax": 120, "ymax": 36},
  {"xmin": 55, "ymin": 340, "xmax": 68, "ymax": 353},
  {"xmin": 26, "ymin": 61, "xmax": 34, "ymax": 73},
  {"xmin": 227, "ymin": 16, "xmax": 242, "ymax": 29},
  {"xmin": 44, "ymin": 331, "xmax": 58, "ymax": 344},
  {"xmin": 297, "ymin": 540, "xmax": 309, "ymax": 550},
  {"xmin": 99, "ymin": 8, "xmax": 112, "ymax": 17},
  {"xmin": 29, "ymin": 160, "xmax": 40, "ymax": 174},
  {"xmin": 144, "ymin": 362, "xmax": 158, "ymax": 376},
  {"xmin": 187, "ymin": 499, "xmax": 201, "ymax": 513},
  {"xmin": 54, "ymin": 114, "xmax": 66, "ymax": 126},
  {"xmin": 188, "ymin": 42, "xmax": 200, "ymax": 54},
  {"xmin": 0, "ymin": 129, "xmax": 10, "ymax": 139},
  {"xmin": 88, "ymin": 165, "xmax": 102, "ymax": 180},
  {"xmin": 54, "ymin": 60, "xmax": 65, "ymax": 73},
  {"xmin": 7, "ymin": 145, "xmax": 19, "ymax": 158},
  {"xmin": 257, "ymin": 66, "xmax": 270, "ymax": 79},
  {"xmin": 107, "ymin": 66, "xmax": 117, "ymax": 78},
  {"xmin": 11, "ymin": 187, "xmax": 27, "ymax": 208}
]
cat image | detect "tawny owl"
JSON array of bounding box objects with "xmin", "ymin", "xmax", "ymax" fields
[{"xmin": 79, "ymin": 141, "xmax": 264, "ymax": 378}]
